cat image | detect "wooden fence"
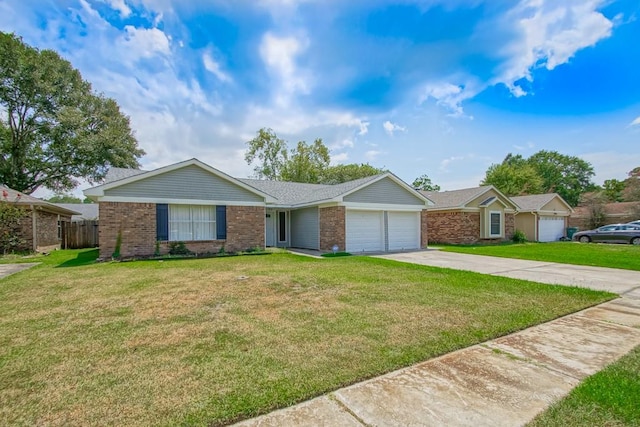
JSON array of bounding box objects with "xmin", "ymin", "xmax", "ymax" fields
[{"xmin": 62, "ymin": 220, "xmax": 99, "ymax": 249}]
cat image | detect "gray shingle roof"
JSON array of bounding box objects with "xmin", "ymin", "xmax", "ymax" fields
[
  {"xmin": 54, "ymin": 203, "xmax": 99, "ymax": 220},
  {"xmin": 239, "ymin": 174, "xmax": 384, "ymax": 205},
  {"xmin": 510, "ymin": 194, "xmax": 560, "ymax": 211},
  {"xmin": 0, "ymin": 185, "xmax": 80, "ymax": 216},
  {"xmin": 104, "ymin": 167, "xmax": 146, "ymax": 183},
  {"xmin": 421, "ymin": 186, "xmax": 493, "ymax": 209}
]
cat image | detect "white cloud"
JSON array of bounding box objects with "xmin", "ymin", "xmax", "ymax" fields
[
  {"xmin": 331, "ymin": 152, "xmax": 349, "ymax": 163},
  {"xmin": 498, "ymin": 0, "xmax": 613, "ymax": 96},
  {"xmin": 259, "ymin": 32, "xmax": 310, "ymax": 106},
  {"xmin": 419, "ymin": 81, "xmax": 478, "ymax": 118},
  {"xmin": 365, "ymin": 150, "xmax": 382, "ymax": 161},
  {"xmin": 104, "ymin": 0, "xmax": 131, "ymax": 17},
  {"xmin": 383, "ymin": 120, "xmax": 407, "ymax": 136},
  {"xmin": 203, "ymin": 50, "xmax": 232, "ymax": 82},
  {"xmin": 630, "ymin": 116, "xmax": 640, "ymax": 127},
  {"xmin": 329, "ymin": 138, "xmax": 354, "ymax": 150},
  {"xmin": 439, "ymin": 156, "xmax": 464, "ymax": 171},
  {"xmin": 121, "ymin": 25, "xmax": 171, "ymax": 58}
]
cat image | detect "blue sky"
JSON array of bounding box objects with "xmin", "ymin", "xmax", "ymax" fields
[{"xmin": 1, "ymin": 0, "xmax": 639, "ymax": 196}]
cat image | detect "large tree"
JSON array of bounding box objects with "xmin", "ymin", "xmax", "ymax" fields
[
  {"xmin": 245, "ymin": 128, "xmax": 384, "ymax": 184},
  {"xmin": 280, "ymin": 139, "xmax": 330, "ymax": 183},
  {"xmin": 0, "ymin": 32, "xmax": 144, "ymax": 194},
  {"xmin": 412, "ymin": 174, "xmax": 440, "ymax": 191},
  {"xmin": 481, "ymin": 151, "xmax": 595, "ymax": 206},
  {"xmin": 320, "ymin": 163, "xmax": 386, "ymax": 184}
]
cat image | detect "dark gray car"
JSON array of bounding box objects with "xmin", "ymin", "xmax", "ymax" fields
[{"xmin": 573, "ymin": 224, "xmax": 640, "ymax": 245}]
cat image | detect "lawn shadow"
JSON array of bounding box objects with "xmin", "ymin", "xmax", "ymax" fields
[{"xmin": 56, "ymin": 249, "xmax": 99, "ymax": 268}]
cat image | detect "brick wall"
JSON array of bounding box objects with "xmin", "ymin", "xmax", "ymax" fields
[
  {"xmin": 99, "ymin": 203, "xmax": 265, "ymax": 259},
  {"xmin": 427, "ymin": 211, "xmax": 480, "ymax": 244},
  {"xmin": 319, "ymin": 206, "xmax": 345, "ymax": 252},
  {"xmin": 225, "ymin": 205, "xmax": 265, "ymax": 252},
  {"xmin": 421, "ymin": 209, "xmax": 429, "ymax": 248},
  {"xmin": 0, "ymin": 207, "xmax": 69, "ymax": 252},
  {"xmin": 99, "ymin": 202, "xmax": 156, "ymax": 259}
]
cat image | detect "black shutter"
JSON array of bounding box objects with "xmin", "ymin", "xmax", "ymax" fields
[
  {"xmin": 156, "ymin": 204, "xmax": 169, "ymax": 241},
  {"xmin": 216, "ymin": 206, "xmax": 227, "ymax": 240}
]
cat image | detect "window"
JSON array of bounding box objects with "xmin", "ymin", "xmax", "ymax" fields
[
  {"xmin": 489, "ymin": 211, "xmax": 501, "ymax": 237},
  {"xmin": 168, "ymin": 205, "xmax": 216, "ymax": 241},
  {"xmin": 278, "ymin": 211, "xmax": 287, "ymax": 242}
]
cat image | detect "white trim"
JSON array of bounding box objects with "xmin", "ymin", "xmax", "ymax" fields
[
  {"xmin": 343, "ymin": 202, "xmax": 425, "ymax": 211},
  {"xmin": 426, "ymin": 207, "xmax": 480, "ymax": 213},
  {"xmin": 97, "ymin": 196, "xmax": 265, "ymax": 206},
  {"xmin": 536, "ymin": 210, "xmax": 571, "ymax": 217},
  {"xmin": 489, "ymin": 210, "xmax": 503, "ymax": 238}
]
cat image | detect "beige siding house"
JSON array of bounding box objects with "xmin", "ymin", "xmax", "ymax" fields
[
  {"xmin": 421, "ymin": 186, "xmax": 518, "ymax": 244},
  {"xmin": 511, "ymin": 194, "xmax": 573, "ymax": 242}
]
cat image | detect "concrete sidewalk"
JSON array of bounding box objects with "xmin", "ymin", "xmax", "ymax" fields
[
  {"xmin": 377, "ymin": 250, "xmax": 640, "ymax": 298},
  {"xmin": 234, "ymin": 298, "xmax": 640, "ymax": 426}
]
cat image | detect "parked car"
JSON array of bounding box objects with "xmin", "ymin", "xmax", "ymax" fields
[
  {"xmin": 573, "ymin": 224, "xmax": 640, "ymax": 245},
  {"xmin": 628, "ymin": 220, "xmax": 640, "ymax": 226}
]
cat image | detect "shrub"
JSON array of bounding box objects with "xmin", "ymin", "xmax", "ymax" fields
[
  {"xmin": 0, "ymin": 203, "xmax": 27, "ymax": 254},
  {"xmin": 168, "ymin": 241, "xmax": 191, "ymax": 255},
  {"xmin": 112, "ymin": 229, "xmax": 122, "ymax": 259},
  {"xmin": 512, "ymin": 229, "xmax": 527, "ymax": 244}
]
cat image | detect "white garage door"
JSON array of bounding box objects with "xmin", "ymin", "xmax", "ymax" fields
[
  {"xmin": 346, "ymin": 210, "xmax": 384, "ymax": 252},
  {"xmin": 388, "ymin": 211, "xmax": 420, "ymax": 251},
  {"xmin": 538, "ymin": 216, "xmax": 565, "ymax": 242}
]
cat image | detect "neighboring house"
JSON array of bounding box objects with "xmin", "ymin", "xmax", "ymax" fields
[
  {"xmin": 511, "ymin": 194, "xmax": 573, "ymax": 242},
  {"xmin": 84, "ymin": 159, "xmax": 433, "ymax": 259},
  {"xmin": 421, "ymin": 186, "xmax": 518, "ymax": 244},
  {"xmin": 54, "ymin": 203, "xmax": 99, "ymax": 221},
  {"xmin": 569, "ymin": 201, "xmax": 640, "ymax": 230},
  {"xmin": 0, "ymin": 185, "xmax": 79, "ymax": 252}
]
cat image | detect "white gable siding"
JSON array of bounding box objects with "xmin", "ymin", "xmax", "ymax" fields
[
  {"xmin": 344, "ymin": 177, "xmax": 423, "ymax": 205},
  {"xmin": 105, "ymin": 165, "xmax": 264, "ymax": 202}
]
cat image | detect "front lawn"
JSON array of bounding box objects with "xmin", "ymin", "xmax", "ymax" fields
[
  {"xmin": 0, "ymin": 249, "xmax": 613, "ymax": 426},
  {"xmin": 528, "ymin": 345, "xmax": 640, "ymax": 426},
  {"xmin": 438, "ymin": 242, "xmax": 640, "ymax": 271}
]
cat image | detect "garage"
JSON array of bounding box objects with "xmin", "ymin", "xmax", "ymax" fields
[
  {"xmin": 346, "ymin": 210, "xmax": 384, "ymax": 252},
  {"xmin": 538, "ymin": 216, "xmax": 565, "ymax": 242},
  {"xmin": 387, "ymin": 211, "xmax": 420, "ymax": 250}
]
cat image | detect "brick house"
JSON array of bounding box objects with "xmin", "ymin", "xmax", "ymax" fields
[
  {"xmin": 84, "ymin": 159, "xmax": 432, "ymax": 259},
  {"xmin": 420, "ymin": 186, "xmax": 517, "ymax": 244},
  {"xmin": 0, "ymin": 185, "xmax": 79, "ymax": 252}
]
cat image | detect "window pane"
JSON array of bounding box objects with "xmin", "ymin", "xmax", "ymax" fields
[
  {"xmin": 168, "ymin": 205, "xmax": 216, "ymax": 241},
  {"xmin": 279, "ymin": 211, "xmax": 286, "ymax": 241},
  {"xmin": 490, "ymin": 213, "xmax": 501, "ymax": 235}
]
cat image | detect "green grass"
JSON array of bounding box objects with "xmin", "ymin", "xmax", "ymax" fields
[
  {"xmin": 528, "ymin": 345, "xmax": 640, "ymax": 427},
  {"xmin": 437, "ymin": 242, "xmax": 640, "ymax": 271},
  {"xmin": 0, "ymin": 249, "xmax": 614, "ymax": 426}
]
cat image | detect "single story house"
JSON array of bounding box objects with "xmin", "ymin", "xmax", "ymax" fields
[
  {"xmin": 420, "ymin": 186, "xmax": 518, "ymax": 244},
  {"xmin": 84, "ymin": 159, "xmax": 433, "ymax": 259},
  {"xmin": 0, "ymin": 185, "xmax": 79, "ymax": 252},
  {"xmin": 510, "ymin": 194, "xmax": 573, "ymax": 242}
]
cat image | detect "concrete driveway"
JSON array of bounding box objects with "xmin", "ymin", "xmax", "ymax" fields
[
  {"xmin": 0, "ymin": 263, "xmax": 39, "ymax": 279},
  {"xmin": 376, "ymin": 250, "xmax": 640, "ymax": 298}
]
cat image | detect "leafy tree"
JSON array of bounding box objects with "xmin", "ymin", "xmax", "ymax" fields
[
  {"xmin": 481, "ymin": 150, "xmax": 595, "ymax": 205},
  {"xmin": 623, "ymin": 167, "xmax": 640, "ymax": 202},
  {"xmin": 0, "ymin": 32, "xmax": 144, "ymax": 194},
  {"xmin": 46, "ymin": 193, "xmax": 82, "ymax": 204},
  {"xmin": 246, "ymin": 128, "xmax": 385, "ymax": 184},
  {"xmin": 280, "ymin": 139, "xmax": 330, "ymax": 183},
  {"xmin": 481, "ymin": 157, "xmax": 544, "ymax": 196},
  {"xmin": 528, "ymin": 150, "xmax": 595, "ymax": 207},
  {"xmin": 412, "ymin": 174, "xmax": 440, "ymax": 191},
  {"xmin": 602, "ymin": 179, "xmax": 625, "ymax": 202},
  {"xmin": 245, "ymin": 128, "xmax": 288, "ymax": 180},
  {"xmin": 320, "ymin": 163, "xmax": 386, "ymax": 184}
]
